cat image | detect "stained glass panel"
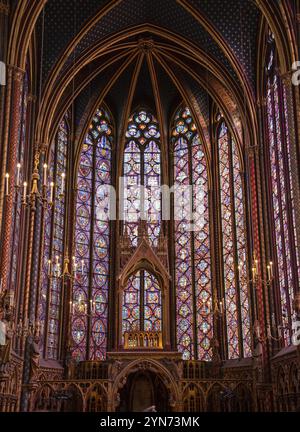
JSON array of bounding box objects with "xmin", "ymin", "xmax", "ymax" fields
[
  {"xmin": 173, "ymin": 107, "xmax": 212, "ymax": 361},
  {"xmin": 122, "ymin": 270, "xmax": 162, "ymax": 334},
  {"xmin": 123, "ymin": 110, "xmax": 161, "ymax": 247},
  {"xmin": 72, "ymin": 108, "xmax": 112, "ymax": 360}
]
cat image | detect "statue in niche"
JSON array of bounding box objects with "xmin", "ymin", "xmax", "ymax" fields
[
  {"xmin": 29, "ymin": 333, "xmax": 40, "ymax": 383},
  {"xmin": 0, "ymin": 305, "xmax": 12, "ymax": 367}
]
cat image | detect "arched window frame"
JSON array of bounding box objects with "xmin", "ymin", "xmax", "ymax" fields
[
  {"xmin": 215, "ymin": 113, "xmax": 251, "ymax": 359},
  {"xmin": 122, "ymin": 269, "xmax": 162, "ymax": 335},
  {"xmin": 72, "ymin": 106, "xmax": 113, "ymax": 361},
  {"xmin": 122, "ymin": 108, "xmax": 161, "ymax": 247},
  {"xmin": 263, "ymin": 30, "xmax": 300, "ymax": 345},
  {"xmin": 39, "ymin": 113, "xmax": 70, "ymax": 360},
  {"xmin": 171, "ymin": 106, "xmax": 213, "ymax": 361}
]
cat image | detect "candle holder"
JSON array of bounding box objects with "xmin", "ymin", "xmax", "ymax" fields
[
  {"xmin": 4, "ymin": 153, "xmax": 65, "ymax": 210},
  {"xmin": 250, "ymin": 252, "xmax": 274, "ymax": 286},
  {"xmin": 69, "ymin": 296, "xmax": 100, "ymax": 318},
  {"xmin": 254, "ymin": 319, "xmax": 287, "ymax": 343},
  {"xmin": 47, "ymin": 253, "xmax": 79, "ymax": 281}
]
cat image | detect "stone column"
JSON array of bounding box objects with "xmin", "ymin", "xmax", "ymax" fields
[
  {"xmin": 0, "ymin": 66, "xmax": 25, "ymax": 292},
  {"xmin": 247, "ymin": 144, "xmax": 269, "ymax": 374},
  {"xmin": 0, "ymin": 2, "xmax": 10, "ymax": 232}
]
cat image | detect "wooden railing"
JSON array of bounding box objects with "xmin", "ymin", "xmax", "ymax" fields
[{"xmin": 124, "ymin": 331, "xmax": 163, "ymax": 349}]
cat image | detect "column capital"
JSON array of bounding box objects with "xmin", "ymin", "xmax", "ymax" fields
[
  {"xmin": 38, "ymin": 142, "xmax": 48, "ymax": 154},
  {"xmin": 7, "ymin": 65, "xmax": 25, "ymax": 82},
  {"xmin": 27, "ymin": 94, "xmax": 37, "ymax": 103},
  {"xmin": 0, "ymin": 2, "xmax": 9, "ymax": 15},
  {"xmin": 280, "ymin": 70, "xmax": 294, "ymax": 86},
  {"xmin": 257, "ymin": 98, "xmax": 266, "ymax": 108},
  {"xmin": 245, "ymin": 144, "xmax": 258, "ymax": 158}
]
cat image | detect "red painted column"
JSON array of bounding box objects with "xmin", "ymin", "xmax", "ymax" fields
[
  {"xmin": 248, "ymin": 148, "xmax": 269, "ymax": 369},
  {"xmin": 0, "ymin": 66, "xmax": 24, "ymax": 292}
]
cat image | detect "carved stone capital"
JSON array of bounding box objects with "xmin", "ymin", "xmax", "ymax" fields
[
  {"xmin": 27, "ymin": 93, "xmax": 37, "ymax": 103},
  {"xmin": 257, "ymin": 97, "xmax": 266, "ymax": 108},
  {"xmin": 280, "ymin": 70, "xmax": 293, "ymax": 86},
  {"xmin": 7, "ymin": 65, "xmax": 25, "ymax": 82},
  {"xmin": 0, "ymin": 2, "xmax": 9, "ymax": 15}
]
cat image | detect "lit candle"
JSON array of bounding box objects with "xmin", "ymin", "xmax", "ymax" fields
[
  {"xmin": 23, "ymin": 181, "xmax": 27, "ymax": 202},
  {"xmin": 255, "ymin": 321, "xmax": 261, "ymax": 339},
  {"xmin": 69, "ymin": 300, "xmax": 73, "ymax": 314},
  {"xmin": 16, "ymin": 163, "xmax": 21, "ymax": 187},
  {"xmin": 267, "ymin": 265, "xmax": 271, "ymax": 282},
  {"xmin": 219, "ymin": 300, "xmax": 223, "ymax": 313},
  {"xmin": 47, "ymin": 259, "xmax": 51, "ymax": 276},
  {"xmin": 50, "ymin": 181, "xmax": 54, "ymax": 204},
  {"xmin": 61, "ymin": 172, "xmax": 65, "ymax": 195},
  {"xmin": 9, "ymin": 292, "xmax": 14, "ymax": 307},
  {"xmin": 5, "ymin": 173, "xmax": 9, "ymax": 196},
  {"xmin": 270, "ymin": 261, "xmax": 273, "ymax": 278},
  {"xmin": 252, "ymin": 266, "xmax": 256, "ymax": 279},
  {"xmin": 43, "ymin": 163, "xmax": 48, "ymax": 187}
]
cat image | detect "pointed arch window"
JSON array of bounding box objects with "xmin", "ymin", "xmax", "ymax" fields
[
  {"xmin": 123, "ymin": 109, "xmax": 161, "ymax": 247},
  {"xmin": 39, "ymin": 114, "xmax": 69, "ymax": 359},
  {"xmin": 122, "ymin": 270, "xmax": 162, "ymax": 334},
  {"xmin": 217, "ymin": 119, "xmax": 251, "ymax": 359},
  {"xmin": 265, "ymin": 32, "xmax": 300, "ymax": 345},
  {"xmin": 172, "ymin": 107, "xmax": 212, "ymax": 361},
  {"xmin": 72, "ymin": 108, "xmax": 112, "ymax": 361}
]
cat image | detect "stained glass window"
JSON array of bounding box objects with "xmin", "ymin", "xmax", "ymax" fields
[
  {"xmin": 217, "ymin": 120, "xmax": 251, "ymax": 359},
  {"xmin": 265, "ymin": 33, "xmax": 300, "ymax": 345},
  {"xmin": 72, "ymin": 108, "xmax": 112, "ymax": 361},
  {"xmin": 172, "ymin": 107, "xmax": 212, "ymax": 361},
  {"xmin": 39, "ymin": 114, "xmax": 69, "ymax": 359},
  {"xmin": 122, "ymin": 270, "xmax": 162, "ymax": 334},
  {"xmin": 123, "ymin": 110, "xmax": 161, "ymax": 247}
]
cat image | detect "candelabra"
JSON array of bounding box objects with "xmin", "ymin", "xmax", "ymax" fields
[
  {"xmin": 47, "ymin": 254, "xmax": 99, "ymax": 318},
  {"xmin": 249, "ymin": 252, "xmax": 274, "ymax": 286},
  {"xmin": 47, "ymin": 254, "xmax": 84, "ymax": 280},
  {"xmin": 198, "ymin": 294, "xmax": 225, "ymax": 318},
  {"xmin": 4, "ymin": 152, "xmax": 66, "ymax": 209},
  {"xmin": 253, "ymin": 317, "xmax": 288, "ymax": 343}
]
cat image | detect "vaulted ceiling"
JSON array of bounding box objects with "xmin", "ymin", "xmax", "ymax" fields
[{"xmin": 32, "ymin": 0, "xmax": 263, "ymax": 149}]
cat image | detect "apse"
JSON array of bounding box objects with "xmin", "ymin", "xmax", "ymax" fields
[{"xmin": 0, "ymin": 0, "xmax": 299, "ymax": 416}]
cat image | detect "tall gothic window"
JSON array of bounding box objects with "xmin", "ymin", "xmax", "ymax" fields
[
  {"xmin": 172, "ymin": 107, "xmax": 212, "ymax": 361},
  {"xmin": 39, "ymin": 114, "xmax": 69, "ymax": 359},
  {"xmin": 72, "ymin": 108, "xmax": 112, "ymax": 361},
  {"xmin": 265, "ymin": 32, "xmax": 300, "ymax": 345},
  {"xmin": 217, "ymin": 119, "xmax": 251, "ymax": 359},
  {"xmin": 123, "ymin": 109, "xmax": 161, "ymax": 247}
]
